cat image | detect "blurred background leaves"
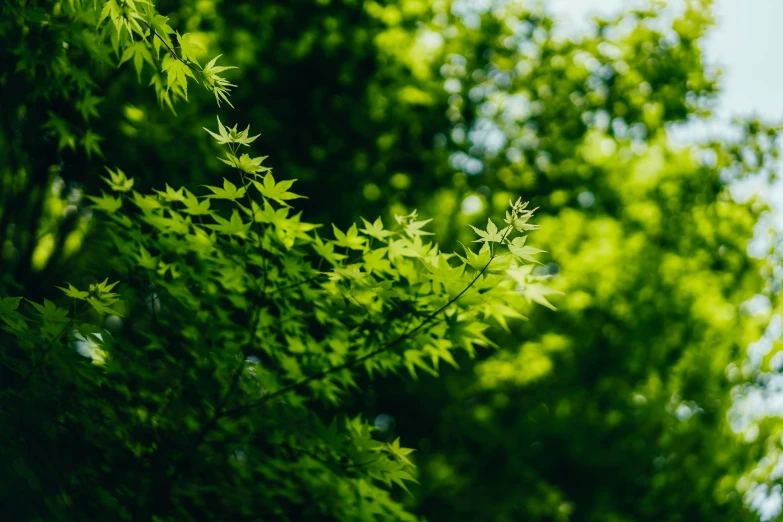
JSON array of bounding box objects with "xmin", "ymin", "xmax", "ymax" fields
[{"xmin": 3, "ymin": 0, "xmax": 783, "ymax": 520}]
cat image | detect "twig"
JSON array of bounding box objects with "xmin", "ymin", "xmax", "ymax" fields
[
  {"xmin": 222, "ymin": 228, "xmax": 511, "ymax": 418},
  {"xmin": 23, "ymin": 318, "xmax": 73, "ymax": 385},
  {"xmin": 140, "ymin": 19, "xmax": 203, "ymax": 77}
]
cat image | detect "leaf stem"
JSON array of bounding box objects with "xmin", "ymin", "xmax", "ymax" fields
[{"xmin": 140, "ymin": 19, "xmax": 203, "ymax": 78}]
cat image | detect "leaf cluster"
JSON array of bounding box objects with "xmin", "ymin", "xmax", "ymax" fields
[{"xmin": 0, "ymin": 113, "xmax": 553, "ymax": 519}]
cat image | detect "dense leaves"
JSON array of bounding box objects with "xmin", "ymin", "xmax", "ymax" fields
[
  {"xmin": 1, "ymin": 65, "xmax": 553, "ymax": 519},
  {"xmin": 1, "ymin": 0, "xmax": 781, "ymax": 521}
]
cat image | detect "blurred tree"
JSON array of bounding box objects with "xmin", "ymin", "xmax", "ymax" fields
[
  {"xmin": 358, "ymin": 3, "xmax": 775, "ymax": 521},
  {"xmin": 0, "ymin": 0, "xmax": 775, "ymax": 520},
  {"xmin": 717, "ymin": 122, "xmax": 783, "ymax": 520},
  {"xmin": 391, "ymin": 134, "xmax": 765, "ymax": 521}
]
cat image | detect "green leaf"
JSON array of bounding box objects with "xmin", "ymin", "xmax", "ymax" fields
[
  {"xmin": 219, "ymin": 153, "xmax": 270, "ymax": 176},
  {"xmin": 87, "ymin": 192, "xmax": 123, "ymax": 213},
  {"xmin": 181, "ymin": 190, "xmax": 211, "ymax": 215},
  {"xmin": 231, "ymin": 123, "xmax": 261, "ymax": 147},
  {"xmin": 387, "ymin": 238, "xmax": 420, "ymax": 260},
  {"xmin": 404, "ymin": 217, "xmax": 434, "ymax": 238},
  {"xmin": 43, "ymin": 113, "xmax": 76, "ymax": 151},
  {"xmin": 76, "ymin": 92, "xmax": 103, "ymax": 121},
  {"xmin": 136, "ymin": 245, "xmax": 158, "ymax": 270},
  {"xmin": 80, "ymin": 130, "xmax": 104, "ymax": 159},
  {"xmin": 90, "ymin": 278, "xmax": 120, "ymax": 296},
  {"xmin": 508, "ymin": 267, "xmax": 562, "ymax": 310},
  {"xmin": 162, "ymin": 55, "xmax": 196, "ymax": 100},
  {"xmin": 154, "ymin": 184, "xmax": 185, "ymax": 203},
  {"xmin": 101, "ymin": 167, "xmax": 134, "ymax": 192},
  {"xmin": 87, "ymin": 297, "xmax": 121, "ymax": 315},
  {"xmin": 522, "ymin": 283, "xmax": 562, "ymax": 310},
  {"xmin": 206, "ymin": 209, "xmax": 251, "ymax": 236},
  {"xmin": 470, "ymin": 218, "xmax": 510, "ymax": 243},
  {"xmin": 149, "ymin": 73, "xmax": 176, "ymax": 114},
  {"xmin": 28, "ymin": 299, "xmax": 70, "ymax": 323},
  {"xmin": 131, "ymin": 192, "xmax": 164, "ymax": 214},
  {"xmin": 119, "ymin": 41, "xmax": 154, "ymax": 81},
  {"xmin": 423, "ymin": 254, "xmax": 466, "ymax": 283},
  {"xmin": 148, "ymin": 14, "xmax": 174, "ymax": 56},
  {"xmin": 0, "ymin": 296, "xmax": 23, "ymax": 315},
  {"xmin": 332, "ymin": 223, "xmax": 366, "ymax": 251},
  {"xmin": 457, "ymin": 242, "xmax": 491, "ymax": 270},
  {"xmin": 56, "ymin": 284, "xmax": 89, "ymax": 300},
  {"xmin": 253, "ymin": 173, "xmax": 304, "ymax": 206},
  {"xmin": 177, "ymin": 32, "xmax": 204, "ymax": 66},
  {"xmin": 504, "ymin": 203, "xmax": 541, "ymax": 232},
  {"xmin": 360, "ymin": 217, "xmax": 392, "ymax": 242},
  {"xmin": 204, "ymin": 116, "xmax": 232, "ymax": 144},
  {"xmin": 202, "ymin": 54, "xmax": 238, "ymax": 107},
  {"xmin": 312, "ymin": 233, "xmax": 347, "ymax": 265},
  {"xmin": 203, "ymin": 54, "xmax": 237, "ymax": 78},
  {"xmin": 508, "ymin": 236, "xmax": 546, "ymax": 264},
  {"xmin": 203, "ymin": 178, "xmax": 246, "ymax": 201}
]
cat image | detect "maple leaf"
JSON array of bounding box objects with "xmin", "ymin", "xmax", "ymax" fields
[
  {"xmin": 312, "ymin": 233, "xmax": 347, "ymax": 266},
  {"xmin": 332, "ymin": 224, "xmax": 366, "ymax": 251},
  {"xmin": 206, "ymin": 209, "xmax": 251, "ymax": 236},
  {"xmin": 76, "ymin": 92, "xmax": 102, "ymax": 121},
  {"xmin": 56, "ymin": 284, "xmax": 89, "ymax": 300},
  {"xmin": 203, "ymin": 178, "xmax": 246, "ymax": 201},
  {"xmin": 361, "ymin": 217, "xmax": 393, "ymax": 242},
  {"xmin": 101, "ymin": 167, "xmax": 134, "ymax": 192},
  {"xmin": 136, "ymin": 245, "xmax": 158, "ymax": 270},
  {"xmin": 253, "ymin": 173, "xmax": 304, "ymax": 206},
  {"xmin": 508, "ymin": 236, "xmax": 546, "ymax": 264},
  {"xmin": 28, "ymin": 299, "xmax": 69, "ymax": 323},
  {"xmin": 119, "ymin": 41, "xmax": 154, "ymax": 80},
  {"xmin": 219, "ymin": 153, "xmax": 270, "ymax": 176},
  {"xmin": 87, "ymin": 192, "xmax": 122, "ymax": 213},
  {"xmin": 162, "ymin": 54, "xmax": 195, "ymax": 99},
  {"xmin": 203, "ymin": 116, "xmax": 232, "ymax": 145},
  {"xmin": 177, "ymin": 32, "xmax": 204, "ymax": 65},
  {"xmin": 0, "ymin": 297, "xmax": 22, "ymax": 315},
  {"xmin": 470, "ymin": 218, "xmax": 510, "ymax": 243},
  {"xmin": 387, "ymin": 239, "xmax": 420, "ymax": 260},
  {"xmin": 80, "ymin": 130, "xmax": 104, "ymax": 159},
  {"xmin": 404, "ymin": 217, "xmax": 434, "ymax": 238},
  {"xmin": 181, "ymin": 190, "xmax": 211, "ymax": 215},
  {"xmin": 202, "ymin": 54, "xmax": 239, "ymax": 107},
  {"xmin": 154, "ymin": 184, "xmax": 185, "ymax": 202},
  {"xmin": 423, "ymin": 254, "xmax": 466, "ymax": 283}
]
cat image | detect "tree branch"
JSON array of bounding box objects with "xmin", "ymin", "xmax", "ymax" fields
[
  {"xmin": 140, "ymin": 20, "xmax": 203, "ymax": 77},
  {"xmin": 223, "ymin": 228, "xmax": 512, "ymax": 418}
]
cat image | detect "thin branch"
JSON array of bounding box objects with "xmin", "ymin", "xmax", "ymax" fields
[
  {"xmin": 223, "ymin": 229, "xmax": 512, "ymax": 418},
  {"xmin": 22, "ymin": 301, "xmax": 84, "ymax": 385},
  {"xmin": 236, "ymin": 159, "xmax": 270, "ymax": 294},
  {"xmin": 266, "ymin": 235, "xmax": 401, "ymax": 297},
  {"xmin": 208, "ymin": 437, "xmax": 342, "ymax": 469},
  {"xmin": 140, "ymin": 19, "xmax": 203, "ymax": 77},
  {"xmin": 161, "ymin": 304, "xmax": 264, "ymax": 497}
]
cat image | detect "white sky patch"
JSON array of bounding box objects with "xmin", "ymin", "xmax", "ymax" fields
[{"xmin": 461, "ymin": 195, "xmax": 484, "ymax": 215}]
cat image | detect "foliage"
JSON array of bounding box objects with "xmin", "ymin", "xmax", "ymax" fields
[
  {"xmin": 0, "ymin": 49, "xmax": 553, "ymax": 517},
  {"xmin": 397, "ymin": 133, "xmax": 765, "ymax": 522},
  {"xmin": 0, "ymin": 0, "xmax": 240, "ymax": 290},
  {"xmin": 0, "ymin": 0, "xmax": 779, "ymax": 521}
]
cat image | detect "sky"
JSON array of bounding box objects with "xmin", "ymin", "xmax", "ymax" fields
[
  {"xmin": 547, "ymin": 0, "xmax": 783, "ymax": 121},
  {"xmin": 703, "ymin": 0, "xmax": 783, "ymax": 120}
]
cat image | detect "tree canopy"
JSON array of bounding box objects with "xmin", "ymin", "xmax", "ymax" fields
[{"xmin": 1, "ymin": 0, "xmax": 781, "ymax": 521}]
